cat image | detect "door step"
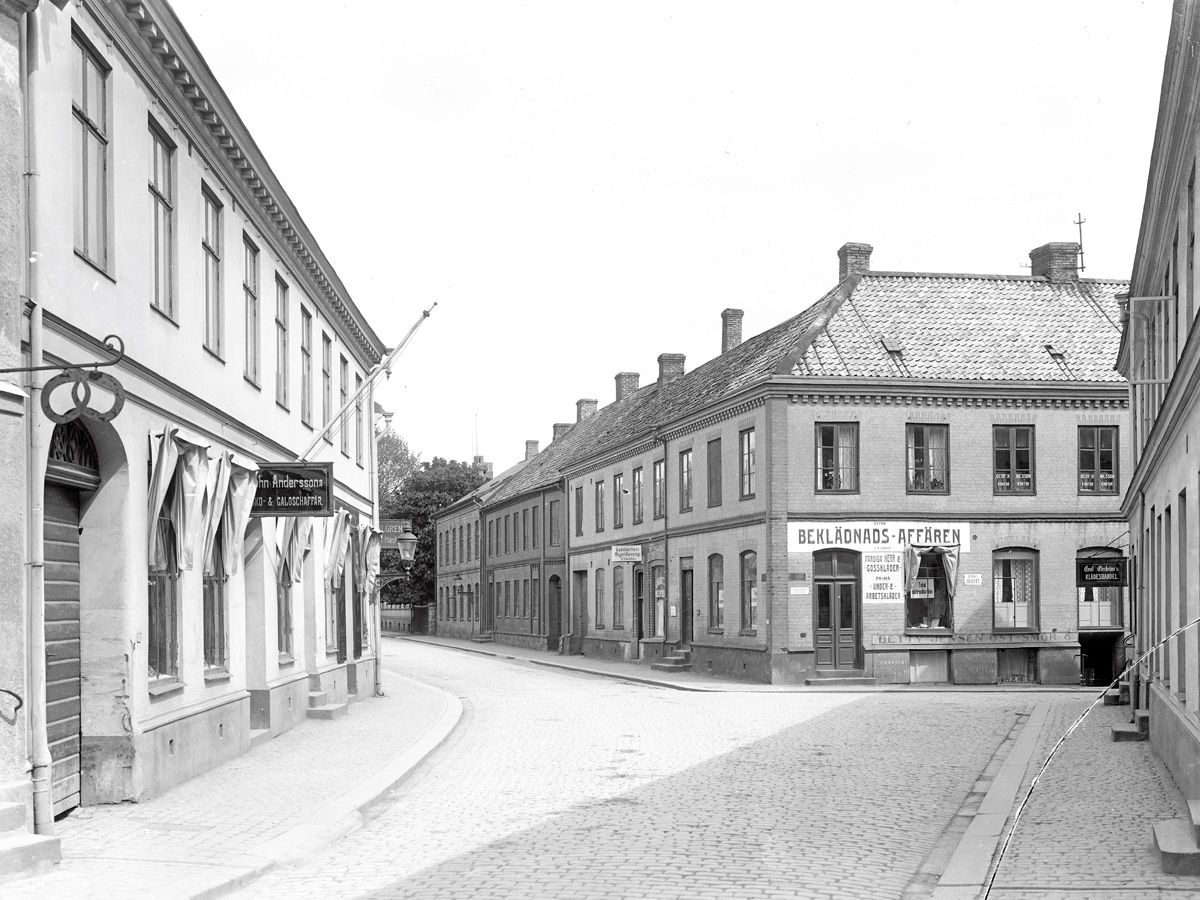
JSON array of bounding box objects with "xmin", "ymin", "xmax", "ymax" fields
[
  {"xmin": 1112, "ymin": 708, "xmax": 1150, "ymax": 742},
  {"xmin": 650, "ymin": 649, "xmax": 692, "ymax": 673},
  {"xmin": 806, "ymin": 669, "xmax": 874, "ymax": 686},
  {"xmin": 306, "ymin": 690, "xmax": 348, "ymax": 721},
  {"xmin": 0, "ymin": 831, "xmax": 61, "ymax": 881},
  {"xmin": 1154, "ymin": 802, "xmax": 1200, "ymax": 875}
]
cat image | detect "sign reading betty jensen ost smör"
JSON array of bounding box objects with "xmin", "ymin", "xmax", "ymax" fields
[
  {"xmin": 788, "ymin": 521, "xmax": 972, "ymax": 553},
  {"xmin": 251, "ymin": 462, "xmax": 334, "ymax": 517}
]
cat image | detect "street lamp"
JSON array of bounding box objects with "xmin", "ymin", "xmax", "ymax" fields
[{"xmin": 395, "ymin": 518, "xmax": 418, "ymax": 572}]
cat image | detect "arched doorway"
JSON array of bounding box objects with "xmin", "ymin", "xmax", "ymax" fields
[{"xmin": 44, "ymin": 420, "xmax": 100, "ymax": 816}]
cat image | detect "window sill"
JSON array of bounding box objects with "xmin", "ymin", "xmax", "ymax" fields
[
  {"xmin": 905, "ymin": 627, "xmax": 952, "ymax": 636},
  {"xmin": 148, "ymin": 678, "xmax": 184, "ymax": 698},
  {"xmin": 1078, "ymin": 491, "xmax": 1119, "ymax": 497},
  {"xmin": 278, "ymin": 653, "xmax": 295, "ymax": 667},
  {"xmin": 202, "ymin": 344, "xmax": 225, "ymax": 365},
  {"xmin": 906, "ymin": 489, "xmax": 950, "ymax": 496},
  {"xmin": 993, "ymin": 628, "xmax": 1039, "ymax": 635},
  {"xmin": 680, "ymin": 506, "xmax": 692, "ymax": 514},
  {"xmin": 149, "ymin": 303, "xmax": 179, "ymax": 327},
  {"xmin": 244, "ymin": 375, "xmax": 261, "ymax": 391},
  {"xmin": 203, "ymin": 669, "xmax": 231, "ymax": 684},
  {"xmin": 277, "ymin": 400, "xmax": 291, "ymax": 413},
  {"xmin": 594, "ymin": 625, "xmax": 605, "ymax": 630},
  {"xmin": 708, "ymin": 502, "xmax": 722, "ymax": 509},
  {"xmin": 708, "ymin": 629, "xmax": 724, "ymax": 635},
  {"xmin": 74, "ymin": 248, "xmax": 115, "ymax": 283},
  {"xmin": 739, "ymin": 629, "xmax": 757, "ymax": 637},
  {"xmin": 739, "ymin": 494, "xmax": 755, "ymax": 501},
  {"xmin": 992, "ymin": 490, "xmax": 1036, "ymax": 496},
  {"xmin": 632, "ymin": 519, "xmax": 644, "ymax": 527},
  {"xmin": 815, "ymin": 489, "xmax": 860, "ymax": 495}
]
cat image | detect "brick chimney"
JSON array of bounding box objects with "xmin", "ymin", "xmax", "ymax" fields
[
  {"xmin": 525, "ymin": 440, "xmax": 539, "ymax": 460},
  {"xmin": 838, "ymin": 242, "xmax": 873, "ymax": 280},
  {"xmin": 657, "ymin": 353, "xmax": 685, "ymax": 386},
  {"xmin": 576, "ymin": 399, "xmax": 598, "ymax": 422},
  {"xmin": 721, "ymin": 308, "xmax": 744, "ymax": 353},
  {"xmin": 1029, "ymin": 242, "xmax": 1080, "ymax": 283},
  {"xmin": 615, "ymin": 372, "xmax": 639, "ymax": 401},
  {"xmin": 553, "ymin": 423, "xmax": 572, "ymax": 442}
]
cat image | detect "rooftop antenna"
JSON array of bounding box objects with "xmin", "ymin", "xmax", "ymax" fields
[{"xmin": 1075, "ymin": 212, "xmax": 1086, "ymax": 272}]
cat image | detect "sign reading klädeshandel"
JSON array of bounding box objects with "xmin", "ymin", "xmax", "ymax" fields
[{"xmin": 251, "ymin": 462, "xmax": 334, "ymax": 517}]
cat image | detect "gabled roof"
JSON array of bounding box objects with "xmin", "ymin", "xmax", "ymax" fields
[
  {"xmin": 488, "ymin": 265, "xmax": 1129, "ymax": 499},
  {"xmin": 436, "ymin": 456, "xmax": 531, "ymax": 521}
]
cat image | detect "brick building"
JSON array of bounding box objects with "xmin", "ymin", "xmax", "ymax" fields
[
  {"xmin": 559, "ymin": 242, "xmax": 1129, "ymax": 684},
  {"xmin": 1116, "ymin": 0, "xmax": 1200, "ymax": 823}
]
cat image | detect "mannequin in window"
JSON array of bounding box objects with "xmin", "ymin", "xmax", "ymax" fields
[{"xmin": 926, "ymin": 578, "xmax": 948, "ymax": 628}]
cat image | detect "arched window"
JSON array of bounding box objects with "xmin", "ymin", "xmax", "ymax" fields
[
  {"xmin": 595, "ymin": 568, "xmax": 606, "ymax": 628},
  {"xmin": 708, "ymin": 554, "xmax": 724, "ymax": 630},
  {"xmin": 994, "ymin": 548, "xmax": 1038, "ymax": 630},
  {"xmin": 740, "ymin": 551, "xmax": 758, "ymax": 631},
  {"xmin": 612, "ymin": 566, "xmax": 625, "ymax": 629}
]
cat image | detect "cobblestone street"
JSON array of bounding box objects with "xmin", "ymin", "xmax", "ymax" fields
[{"xmin": 231, "ymin": 641, "xmax": 1041, "ymax": 900}]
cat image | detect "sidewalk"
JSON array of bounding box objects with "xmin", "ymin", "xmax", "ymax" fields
[
  {"xmin": 396, "ymin": 632, "xmax": 1099, "ymax": 694},
  {"xmin": 2, "ymin": 670, "xmax": 460, "ymax": 900}
]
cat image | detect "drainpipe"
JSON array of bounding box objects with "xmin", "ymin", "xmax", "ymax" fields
[
  {"xmin": 22, "ymin": 7, "xmax": 53, "ymax": 837},
  {"xmin": 660, "ymin": 434, "xmax": 670, "ymax": 652},
  {"xmin": 559, "ymin": 474, "xmax": 571, "ymax": 654}
]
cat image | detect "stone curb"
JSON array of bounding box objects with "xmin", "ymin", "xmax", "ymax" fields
[
  {"xmin": 201, "ymin": 671, "xmax": 465, "ymax": 900},
  {"xmin": 932, "ymin": 701, "xmax": 1051, "ymax": 899},
  {"xmin": 395, "ymin": 635, "xmax": 1099, "ymax": 695}
]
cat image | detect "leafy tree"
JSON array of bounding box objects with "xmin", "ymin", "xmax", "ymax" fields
[
  {"xmin": 376, "ymin": 427, "xmax": 420, "ymax": 518},
  {"xmin": 383, "ymin": 456, "xmax": 487, "ymax": 606}
]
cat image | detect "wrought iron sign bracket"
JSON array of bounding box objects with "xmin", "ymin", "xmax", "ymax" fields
[{"xmin": 0, "ymin": 334, "xmax": 127, "ymax": 424}]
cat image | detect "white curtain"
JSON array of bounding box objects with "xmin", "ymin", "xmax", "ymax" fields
[
  {"xmin": 836, "ymin": 424, "xmax": 858, "ymax": 490},
  {"xmin": 147, "ymin": 426, "xmax": 180, "ymax": 570},
  {"xmin": 220, "ymin": 463, "xmax": 258, "ymax": 578},
  {"xmin": 323, "ymin": 509, "xmax": 351, "ymax": 587},
  {"xmin": 927, "ymin": 426, "xmax": 947, "ymax": 487},
  {"xmin": 200, "ymin": 451, "xmax": 232, "ymax": 578},
  {"xmin": 357, "ymin": 523, "xmax": 381, "ymax": 596}
]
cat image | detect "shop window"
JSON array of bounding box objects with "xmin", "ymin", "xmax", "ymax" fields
[
  {"xmin": 595, "ymin": 568, "xmax": 605, "ymax": 628},
  {"xmin": 904, "ymin": 546, "xmax": 957, "ymax": 630},
  {"xmin": 906, "ymin": 424, "xmax": 948, "ymax": 493},
  {"xmin": 740, "ymin": 551, "xmax": 758, "ymax": 632},
  {"xmin": 994, "ymin": 548, "xmax": 1038, "ymax": 630},
  {"xmin": 613, "ymin": 566, "xmax": 625, "ymax": 628},
  {"xmin": 1078, "ymin": 549, "xmax": 1123, "ymax": 628},
  {"xmin": 816, "ymin": 423, "xmax": 858, "ymax": 492}
]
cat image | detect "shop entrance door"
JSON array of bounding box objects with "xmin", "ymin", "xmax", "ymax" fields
[
  {"xmin": 632, "ymin": 567, "xmax": 644, "ymax": 659},
  {"xmin": 45, "ymin": 482, "xmax": 82, "ymax": 816},
  {"xmin": 680, "ymin": 560, "xmax": 693, "ymax": 645},
  {"xmin": 814, "ymin": 549, "xmax": 861, "ymax": 669}
]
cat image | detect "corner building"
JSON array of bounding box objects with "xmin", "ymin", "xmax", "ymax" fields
[
  {"xmin": 562, "ymin": 243, "xmax": 1129, "ymax": 684},
  {"xmin": 0, "ymin": 0, "xmax": 387, "ymax": 854}
]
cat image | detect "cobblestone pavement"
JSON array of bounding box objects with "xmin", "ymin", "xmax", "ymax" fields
[
  {"xmin": 987, "ymin": 701, "xmax": 1200, "ymax": 900},
  {"xmin": 233, "ymin": 640, "xmax": 1039, "ymax": 900}
]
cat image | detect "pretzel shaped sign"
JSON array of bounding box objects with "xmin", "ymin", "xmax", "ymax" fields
[{"xmin": 41, "ymin": 367, "xmax": 126, "ymax": 424}]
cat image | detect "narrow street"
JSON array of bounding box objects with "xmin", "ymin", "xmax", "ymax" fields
[{"xmin": 233, "ymin": 640, "xmax": 1038, "ymax": 900}]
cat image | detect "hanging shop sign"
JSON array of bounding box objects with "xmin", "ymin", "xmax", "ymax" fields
[
  {"xmin": 1077, "ymin": 559, "xmax": 1128, "ymax": 588},
  {"xmin": 251, "ymin": 462, "xmax": 334, "ymax": 517},
  {"xmin": 611, "ymin": 545, "xmax": 643, "ymax": 562},
  {"xmin": 379, "ymin": 519, "xmax": 413, "ymax": 549},
  {"xmin": 788, "ymin": 520, "xmax": 972, "ymax": 553}
]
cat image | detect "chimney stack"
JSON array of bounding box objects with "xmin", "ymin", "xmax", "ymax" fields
[
  {"xmin": 525, "ymin": 440, "xmax": 539, "ymax": 460},
  {"xmin": 576, "ymin": 399, "xmax": 598, "ymax": 422},
  {"xmin": 721, "ymin": 308, "xmax": 744, "ymax": 353},
  {"xmin": 553, "ymin": 423, "xmax": 572, "ymax": 442},
  {"xmin": 615, "ymin": 372, "xmax": 640, "ymax": 401},
  {"xmin": 1029, "ymin": 242, "xmax": 1080, "ymax": 283},
  {"xmin": 657, "ymin": 353, "xmax": 685, "ymax": 386},
  {"xmin": 838, "ymin": 242, "xmax": 873, "ymax": 280}
]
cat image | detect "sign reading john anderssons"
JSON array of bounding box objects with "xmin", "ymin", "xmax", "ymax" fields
[
  {"xmin": 251, "ymin": 462, "xmax": 334, "ymax": 517},
  {"xmin": 1076, "ymin": 559, "xmax": 1128, "ymax": 588}
]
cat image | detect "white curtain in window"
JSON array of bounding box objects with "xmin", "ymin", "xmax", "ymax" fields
[
  {"xmin": 357, "ymin": 524, "xmax": 381, "ymax": 596},
  {"xmin": 324, "ymin": 508, "xmax": 352, "ymax": 587},
  {"xmin": 904, "ymin": 544, "xmax": 961, "ymax": 596},
  {"xmin": 147, "ymin": 426, "xmax": 180, "ymax": 569},
  {"xmin": 283, "ymin": 516, "xmax": 313, "ymax": 585},
  {"xmin": 927, "ymin": 426, "xmax": 947, "ymax": 485},
  {"xmin": 836, "ymin": 424, "xmax": 857, "ymax": 489},
  {"xmin": 221, "ymin": 463, "xmax": 259, "ymax": 578}
]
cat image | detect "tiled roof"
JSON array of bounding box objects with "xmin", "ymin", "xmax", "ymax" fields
[
  {"xmin": 487, "ymin": 269, "xmax": 1128, "ymax": 502},
  {"xmin": 796, "ymin": 274, "xmax": 1127, "ymax": 382}
]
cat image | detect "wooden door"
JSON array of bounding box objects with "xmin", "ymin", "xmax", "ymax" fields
[
  {"xmin": 44, "ymin": 482, "xmax": 81, "ymax": 816},
  {"xmin": 632, "ymin": 568, "xmax": 643, "ymax": 658}
]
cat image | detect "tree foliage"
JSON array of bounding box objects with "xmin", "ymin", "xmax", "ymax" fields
[
  {"xmin": 382, "ymin": 456, "xmax": 487, "ymax": 606},
  {"xmin": 376, "ymin": 427, "xmax": 420, "ymax": 518}
]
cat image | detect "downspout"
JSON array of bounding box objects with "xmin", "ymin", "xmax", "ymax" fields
[
  {"xmin": 660, "ymin": 434, "xmax": 670, "ymax": 651},
  {"xmin": 559, "ymin": 474, "xmax": 571, "ymax": 654},
  {"xmin": 538, "ymin": 488, "xmax": 546, "ymax": 646},
  {"xmin": 22, "ymin": 7, "xmax": 53, "ymax": 837}
]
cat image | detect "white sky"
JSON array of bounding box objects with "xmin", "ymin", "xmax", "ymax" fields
[{"xmin": 168, "ymin": 0, "xmax": 1169, "ymax": 473}]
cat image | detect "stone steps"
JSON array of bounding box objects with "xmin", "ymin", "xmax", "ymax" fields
[
  {"xmin": 305, "ymin": 690, "xmax": 348, "ymax": 721},
  {"xmin": 0, "ymin": 831, "xmax": 60, "ymax": 882},
  {"xmin": 805, "ymin": 668, "xmax": 875, "ymax": 687},
  {"xmin": 650, "ymin": 648, "xmax": 692, "ymax": 673},
  {"xmin": 1153, "ymin": 803, "xmax": 1200, "ymax": 875},
  {"xmin": 1112, "ymin": 708, "xmax": 1149, "ymax": 742}
]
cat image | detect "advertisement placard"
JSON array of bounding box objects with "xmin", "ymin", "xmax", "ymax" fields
[{"xmin": 250, "ymin": 462, "xmax": 334, "ymax": 517}]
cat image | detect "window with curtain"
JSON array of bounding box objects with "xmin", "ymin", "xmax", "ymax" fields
[
  {"xmin": 595, "ymin": 568, "xmax": 605, "ymax": 628},
  {"xmin": 816, "ymin": 423, "xmax": 859, "ymax": 491},
  {"xmin": 709, "ymin": 554, "xmax": 724, "ymax": 630},
  {"xmin": 994, "ymin": 549, "xmax": 1038, "ymax": 630},
  {"xmin": 740, "ymin": 551, "xmax": 758, "ymax": 631},
  {"xmin": 613, "ymin": 566, "xmax": 625, "ymax": 628},
  {"xmin": 907, "ymin": 424, "xmax": 948, "ymax": 492}
]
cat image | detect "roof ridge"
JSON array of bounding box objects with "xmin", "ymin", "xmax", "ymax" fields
[{"xmin": 862, "ymin": 270, "xmax": 1129, "ymax": 285}]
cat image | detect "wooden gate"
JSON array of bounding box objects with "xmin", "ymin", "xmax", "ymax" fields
[{"xmin": 44, "ymin": 482, "xmax": 82, "ymax": 816}]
